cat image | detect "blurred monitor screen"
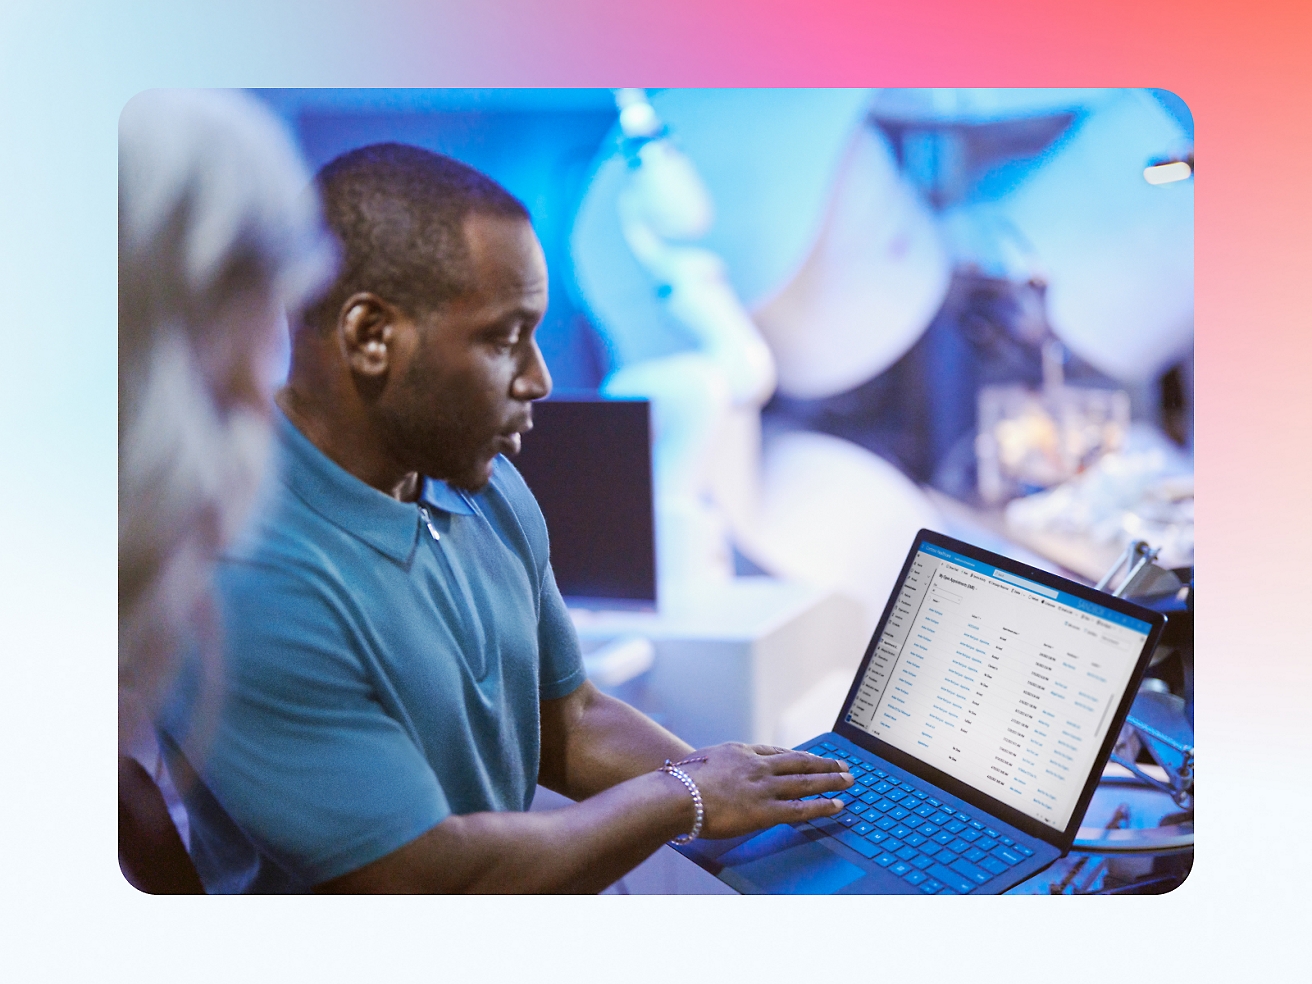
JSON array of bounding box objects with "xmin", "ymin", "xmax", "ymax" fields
[{"xmin": 512, "ymin": 396, "xmax": 656, "ymax": 610}]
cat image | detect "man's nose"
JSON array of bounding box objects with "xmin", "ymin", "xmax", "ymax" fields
[{"xmin": 511, "ymin": 339, "xmax": 552, "ymax": 401}]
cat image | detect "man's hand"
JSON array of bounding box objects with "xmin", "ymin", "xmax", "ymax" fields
[{"xmin": 663, "ymin": 743, "xmax": 853, "ymax": 839}]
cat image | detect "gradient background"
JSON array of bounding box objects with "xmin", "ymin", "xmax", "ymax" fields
[{"xmin": 0, "ymin": 0, "xmax": 1306, "ymax": 979}]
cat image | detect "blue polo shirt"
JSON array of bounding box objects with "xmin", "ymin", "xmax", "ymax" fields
[{"xmin": 160, "ymin": 412, "xmax": 586, "ymax": 893}]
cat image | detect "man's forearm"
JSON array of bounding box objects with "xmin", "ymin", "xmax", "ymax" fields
[
  {"xmin": 538, "ymin": 681, "xmax": 693, "ymax": 801},
  {"xmin": 317, "ymin": 768, "xmax": 696, "ymax": 894}
]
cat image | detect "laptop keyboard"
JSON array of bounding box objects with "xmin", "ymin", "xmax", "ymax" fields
[{"xmin": 800, "ymin": 742, "xmax": 1034, "ymax": 894}]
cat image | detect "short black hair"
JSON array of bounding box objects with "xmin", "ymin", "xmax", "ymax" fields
[{"xmin": 303, "ymin": 143, "xmax": 529, "ymax": 332}]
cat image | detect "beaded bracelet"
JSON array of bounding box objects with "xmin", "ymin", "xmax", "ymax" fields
[{"xmin": 658, "ymin": 756, "xmax": 708, "ymax": 845}]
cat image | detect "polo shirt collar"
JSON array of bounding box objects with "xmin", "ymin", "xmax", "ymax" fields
[
  {"xmin": 421, "ymin": 477, "xmax": 478, "ymax": 516},
  {"xmin": 275, "ymin": 412, "xmax": 426, "ymax": 564}
]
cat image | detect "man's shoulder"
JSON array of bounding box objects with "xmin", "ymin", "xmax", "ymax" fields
[
  {"xmin": 216, "ymin": 482, "xmax": 364, "ymax": 608},
  {"xmin": 479, "ymin": 455, "xmax": 550, "ymax": 568},
  {"xmin": 486, "ymin": 454, "xmax": 535, "ymax": 506}
]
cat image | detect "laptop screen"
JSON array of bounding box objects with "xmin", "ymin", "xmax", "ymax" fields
[{"xmin": 843, "ymin": 541, "xmax": 1153, "ymax": 832}]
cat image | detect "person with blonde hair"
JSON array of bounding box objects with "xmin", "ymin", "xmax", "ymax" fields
[{"xmin": 118, "ymin": 88, "xmax": 333, "ymax": 892}]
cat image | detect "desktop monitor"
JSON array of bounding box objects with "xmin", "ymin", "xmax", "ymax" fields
[{"xmin": 512, "ymin": 396, "xmax": 657, "ymax": 610}]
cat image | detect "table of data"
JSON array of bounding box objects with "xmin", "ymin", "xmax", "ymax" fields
[{"xmin": 847, "ymin": 547, "xmax": 1149, "ymax": 830}]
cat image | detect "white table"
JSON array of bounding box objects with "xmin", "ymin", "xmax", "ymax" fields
[{"xmin": 570, "ymin": 576, "xmax": 868, "ymax": 750}]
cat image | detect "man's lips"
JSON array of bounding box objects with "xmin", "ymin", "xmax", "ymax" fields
[{"xmin": 495, "ymin": 415, "xmax": 532, "ymax": 455}]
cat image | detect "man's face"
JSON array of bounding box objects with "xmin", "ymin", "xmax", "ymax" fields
[{"xmin": 379, "ymin": 212, "xmax": 551, "ymax": 491}]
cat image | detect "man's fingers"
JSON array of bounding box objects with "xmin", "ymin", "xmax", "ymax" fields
[
  {"xmin": 778, "ymin": 796, "xmax": 846, "ymax": 824},
  {"xmin": 772, "ymin": 771, "xmax": 854, "ymax": 799},
  {"xmin": 761, "ymin": 749, "xmax": 850, "ymax": 775}
]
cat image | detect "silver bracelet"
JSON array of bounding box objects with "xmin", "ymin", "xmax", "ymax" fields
[{"xmin": 658, "ymin": 758, "xmax": 705, "ymax": 845}]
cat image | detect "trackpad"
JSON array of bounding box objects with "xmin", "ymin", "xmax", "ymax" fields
[{"xmin": 721, "ymin": 839, "xmax": 867, "ymax": 895}]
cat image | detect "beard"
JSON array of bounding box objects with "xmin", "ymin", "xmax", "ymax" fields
[
  {"xmin": 378, "ymin": 356, "xmax": 511, "ymax": 494},
  {"xmin": 119, "ymin": 333, "xmax": 273, "ymax": 746}
]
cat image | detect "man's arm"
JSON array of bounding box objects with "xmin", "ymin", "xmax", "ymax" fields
[
  {"xmin": 319, "ymin": 682, "xmax": 853, "ymax": 893},
  {"xmin": 537, "ymin": 679, "xmax": 692, "ymax": 799}
]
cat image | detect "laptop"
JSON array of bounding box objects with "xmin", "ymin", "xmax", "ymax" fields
[{"xmin": 674, "ymin": 529, "xmax": 1167, "ymax": 894}]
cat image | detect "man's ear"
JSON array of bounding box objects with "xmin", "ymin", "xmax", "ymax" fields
[{"xmin": 337, "ymin": 293, "xmax": 397, "ymax": 378}]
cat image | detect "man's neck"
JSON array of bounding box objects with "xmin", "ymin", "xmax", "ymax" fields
[{"xmin": 276, "ymin": 387, "xmax": 422, "ymax": 502}]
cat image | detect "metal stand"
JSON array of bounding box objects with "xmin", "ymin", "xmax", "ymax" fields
[{"xmin": 1066, "ymin": 541, "xmax": 1193, "ymax": 889}]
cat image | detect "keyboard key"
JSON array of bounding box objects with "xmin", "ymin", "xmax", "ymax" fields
[
  {"xmin": 904, "ymin": 869, "xmax": 928, "ymax": 885},
  {"xmin": 833, "ymin": 794, "xmax": 853, "ymax": 808},
  {"xmin": 931, "ymin": 847, "xmax": 958, "ymax": 863},
  {"xmin": 904, "ymin": 833, "xmax": 926, "ymax": 848},
  {"xmin": 927, "ymin": 797, "xmax": 941, "ymax": 807},
  {"xmin": 976, "ymin": 837, "xmax": 998, "ymax": 852},
  {"xmin": 899, "ymin": 783, "xmax": 914, "ymax": 793},
  {"xmin": 875, "ymin": 817, "xmax": 896, "ymax": 831},
  {"xmin": 959, "ymin": 828, "xmax": 981, "ymax": 843},
  {"xmin": 886, "ymin": 789, "xmax": 906, "ymax": 802},
  {"xmin": 914, "ymin": 804, "xmax": 937, "ymax": 818},
  {"xmin": 1000, "ymin": 836, "xmax": 1014, "ymax": 846},
  {"xmin": 838, "ymin": 813, "xmax": 860, "ymax": 827},
  {"xmin": 949, "ymin": 858, "xmax": 992, "ymax": 885},
  {"xmin": 895, "ymin": 846, "xmax": 919, "ymax": 862},
  {"xmin": 890, "ymin": 825, "xmax": 913, "ymax": 839},
  {"xmin": 929, "ymin": 813, "xmax": 954, "ymax": 827},
  {"xmin": 873, "ymin": 769, "xmax": 888, "ymax": 778},
  {"xmin": 838, "ymin": 830, "xmax": 880, "ymax": 858},
  {"xmin": 861, "ymin": 809, "xmax": 882, "ymax": 823},
  {"xmin": 883, "ymin": 838, "xmax": 905, "ymax": 853},
  {"xmin": 924, "ymin": 878, "xmax": 945, "ymax": 893},
  {"xmin": 874, "ymin": 781, "xmax": 893, "ymax": 794},
  {"xmin": 979, "ymin": 856, "xmax": 1010, "ymax": 876},
  {"xmin": 944, "ymin": 820, "xmax": 966, "ymax": 833},
  {"xmin": 955, "ymin": 812, "xmax": 971, "ymax": 821},
  {"xmin": 985, "ymin": 827, "xmax": 1000, "ymax": 838},
  {"xmin": 866, "ymin": 829, "xmax": 889, "ymax": 844},
  {"xmin": 963, "ymin": 847, "xmax": 987, "ymax": 863},
  {"xmin": 860, "ymin": 791, "xmax": 880, "ymax": 805},
  {"xmin": 821, "ymin": 789, "xmax": 841, "ymax": 798},
  {"xmin": 819, "ymin": 742, "xmax": 835, "ymax": 750},
  {"xmin": 946, "ymin": 839, "xmax": 971, "ymax": 854},
  {"xmin": 1015, "ymin": 844, "xmax": 1034, "ymax": 857},
  {"xmin": 969, "ymin": 820, "xmax": 985, "ymax": 831},
  {"xmin": 889, "ymin": 807, "xmax": 910, "ymax": 821},
  {"xmin": 938, "ymin": 887, "xmax": 959, "ymax": 895},
  {"xmin": 927, "ymin": 863, "xmax": 974, "ymax": 894},
  {"xmin": 874, "ymin": 800, "xmax": 897, "ymax": 813},
  {"xmin": 911, "ymin": 853, "xmax": 935, "ymax": 870},
  {"xmin": 890, "ymin": 861, "xmax": 912, "ymax": 877},
  {"xmin": 858, "ymin": 775, "xmax": 877, "ymax": 787},
  {"xmin": 917, "ymin": 822, "xmax": 940, "ymax": 838},
  {"xmin": 913, "ymin": 790, "xmax": 929, "ymax": 800},
  {"xmin": 993, "ymin": 847, "xmax": 1022, "ymax": 866},
  {"xmin": 932, "ymin": 831, "xmax": 954, "ymax": 845},
  {"xmin": 874, "ymin": 853, "xmax": 897, "ymax": 867},
  {"xmin": 853, "ymin": 822, "xmax": 875, "ymax": 836}
]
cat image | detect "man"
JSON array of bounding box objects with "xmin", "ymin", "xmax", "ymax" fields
[{"xmin": 162, "ymin": 143, "xmax": 852, "ymax": 893}]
